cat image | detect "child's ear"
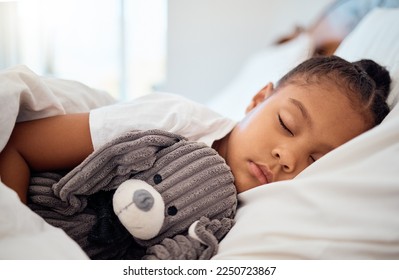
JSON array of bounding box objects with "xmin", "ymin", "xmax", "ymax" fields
[{"xmin": 245, "ymin": 82, "xmax": 274, "ymax": 114}]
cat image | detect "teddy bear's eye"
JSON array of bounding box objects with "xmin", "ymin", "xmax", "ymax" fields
[
  {"xmin": 153, "ymin": 174, "xmax": 162, "ymax": 184},
  {"xmin": 167, "ymin": 206, "xmax": 178, "ymax": 216}
]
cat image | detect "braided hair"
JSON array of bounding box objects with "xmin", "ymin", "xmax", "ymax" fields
[{"xmin": 276, "ymin": 55, "xmax": 391, "ymax": 127}]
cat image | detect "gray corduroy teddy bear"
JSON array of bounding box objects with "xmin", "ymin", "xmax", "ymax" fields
[{"xmin": 29, "ymin": 129, "xmax": 237, "ymax": 259}]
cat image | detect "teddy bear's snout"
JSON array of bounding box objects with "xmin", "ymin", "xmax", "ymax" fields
[
  {"xmin": 113, "ymin": 179, "xmax": 165, "ymax": 240},
  {"xmin": 132, "ymin": 189, "xmax": 154, "ymax": 211}
]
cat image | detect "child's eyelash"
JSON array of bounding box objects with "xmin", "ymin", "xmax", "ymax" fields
[
  {"xmin": 310, "ymin": 155, "xmax": 316, "ymax": 163},
  {"xmin": 278, "ymin": 114, "xmax": 293, "ymax": 136}
]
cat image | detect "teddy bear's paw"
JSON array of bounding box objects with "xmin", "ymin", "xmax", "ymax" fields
[{"xmin": 143, "ymin": 235, "xmax": 202, "ymax": 260}]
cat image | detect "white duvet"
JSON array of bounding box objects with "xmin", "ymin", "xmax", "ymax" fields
[{"xmin": 0, "ymin": 65, "xmax": 115, "ymax": 259}]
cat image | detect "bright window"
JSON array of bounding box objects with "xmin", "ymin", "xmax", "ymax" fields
[{"xmin": 0, "ymin": 0, "xmax": 167, "ymax": 100}]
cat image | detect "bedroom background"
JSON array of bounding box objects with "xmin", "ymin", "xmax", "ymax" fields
[{"xmin": 0, "ymin": 0, "xmax": 332, "ymax": 102}]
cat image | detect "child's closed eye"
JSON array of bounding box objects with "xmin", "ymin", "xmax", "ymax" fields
[
  {"xmin": 278, "ymin": 114, "xmax": 294, "ymax": 136},
  {"xmin": 309, "ymin": 155, "xmax": 316, "ymax": 163}
]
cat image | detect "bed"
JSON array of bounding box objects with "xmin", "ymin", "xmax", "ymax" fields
[
  {"xmin": 1, "ymin": 8, "xmax": 399, "ymax": 259},
  {"xmin": 210, "ymin": 8, "xmax": 399, "ymax": 259}
]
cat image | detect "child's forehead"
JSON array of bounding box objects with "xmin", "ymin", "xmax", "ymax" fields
[
  {"xmin": 275, "ymin": 82, "xmax": 347, "ymax": 100},
  {"xmin": 274, "ymin": 83, "xmax": 360, "ymax": 121}
]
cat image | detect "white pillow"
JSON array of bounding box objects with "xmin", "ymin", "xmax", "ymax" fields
[
  {"xmin": 207, "ymin": 34, "xmax": 314, "ymax": 120},
  {"xmin": 213, "ymin": 8, "xmax": 399, "ymax": 260}
]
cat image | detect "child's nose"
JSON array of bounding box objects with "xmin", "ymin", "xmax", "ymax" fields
[{"xmin": 272, "ymin": 147, "xmax": 296, "ymax": 173}]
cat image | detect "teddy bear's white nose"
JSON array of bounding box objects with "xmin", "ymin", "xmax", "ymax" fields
[{"xmin": 113, "ymin": 179, "xmax": 165, "ymax": 240}]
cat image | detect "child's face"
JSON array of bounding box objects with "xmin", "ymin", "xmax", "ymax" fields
[{"xmin": 222, "ymin": 83, "xmax": 369, "ymax": 193}]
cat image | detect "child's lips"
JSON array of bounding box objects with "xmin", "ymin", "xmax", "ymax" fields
[{"xmin": 248, "ymin": 161, "xmax": 274, "ymax": 185}]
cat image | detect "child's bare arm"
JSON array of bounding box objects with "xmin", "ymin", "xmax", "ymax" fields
[{"xmin": 0, "ymin": 113, "xmax": 93, "ymax": 204}]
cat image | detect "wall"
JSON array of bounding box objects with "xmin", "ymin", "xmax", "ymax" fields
[
  {"xmin": 164, "ymin": 0, "xmax": 333, "ymax": 103},
  {"xmin": 0, "ymin": 3, "xmax": 19, "ymax": 68}
]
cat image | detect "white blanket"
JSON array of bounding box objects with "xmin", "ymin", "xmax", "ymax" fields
[
  {"xmin": 0, "ymin": 65, "xmax": 115, "ymax": 151},
  {"xmin": 0, "ymin": 65, "xmax": 115, "ymax": 259}
]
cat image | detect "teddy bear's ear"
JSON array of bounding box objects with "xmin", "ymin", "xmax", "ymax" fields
[
  {"xmin": 120, "ymin": 130, "xmax": 184, "ymax": 174},
  {"xmin": 52, "ymin": 129, "xmax": 184, "ymax": 212}
]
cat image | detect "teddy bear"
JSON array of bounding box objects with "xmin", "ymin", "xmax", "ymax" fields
[{"xmin": 28, "ymin": 129, "xmax": 237, "ymax": 259}]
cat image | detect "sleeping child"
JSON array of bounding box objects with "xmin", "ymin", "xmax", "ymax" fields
[{"xmin": 0, "ymin": 55, "xmax": 391, "ymax": 201}]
